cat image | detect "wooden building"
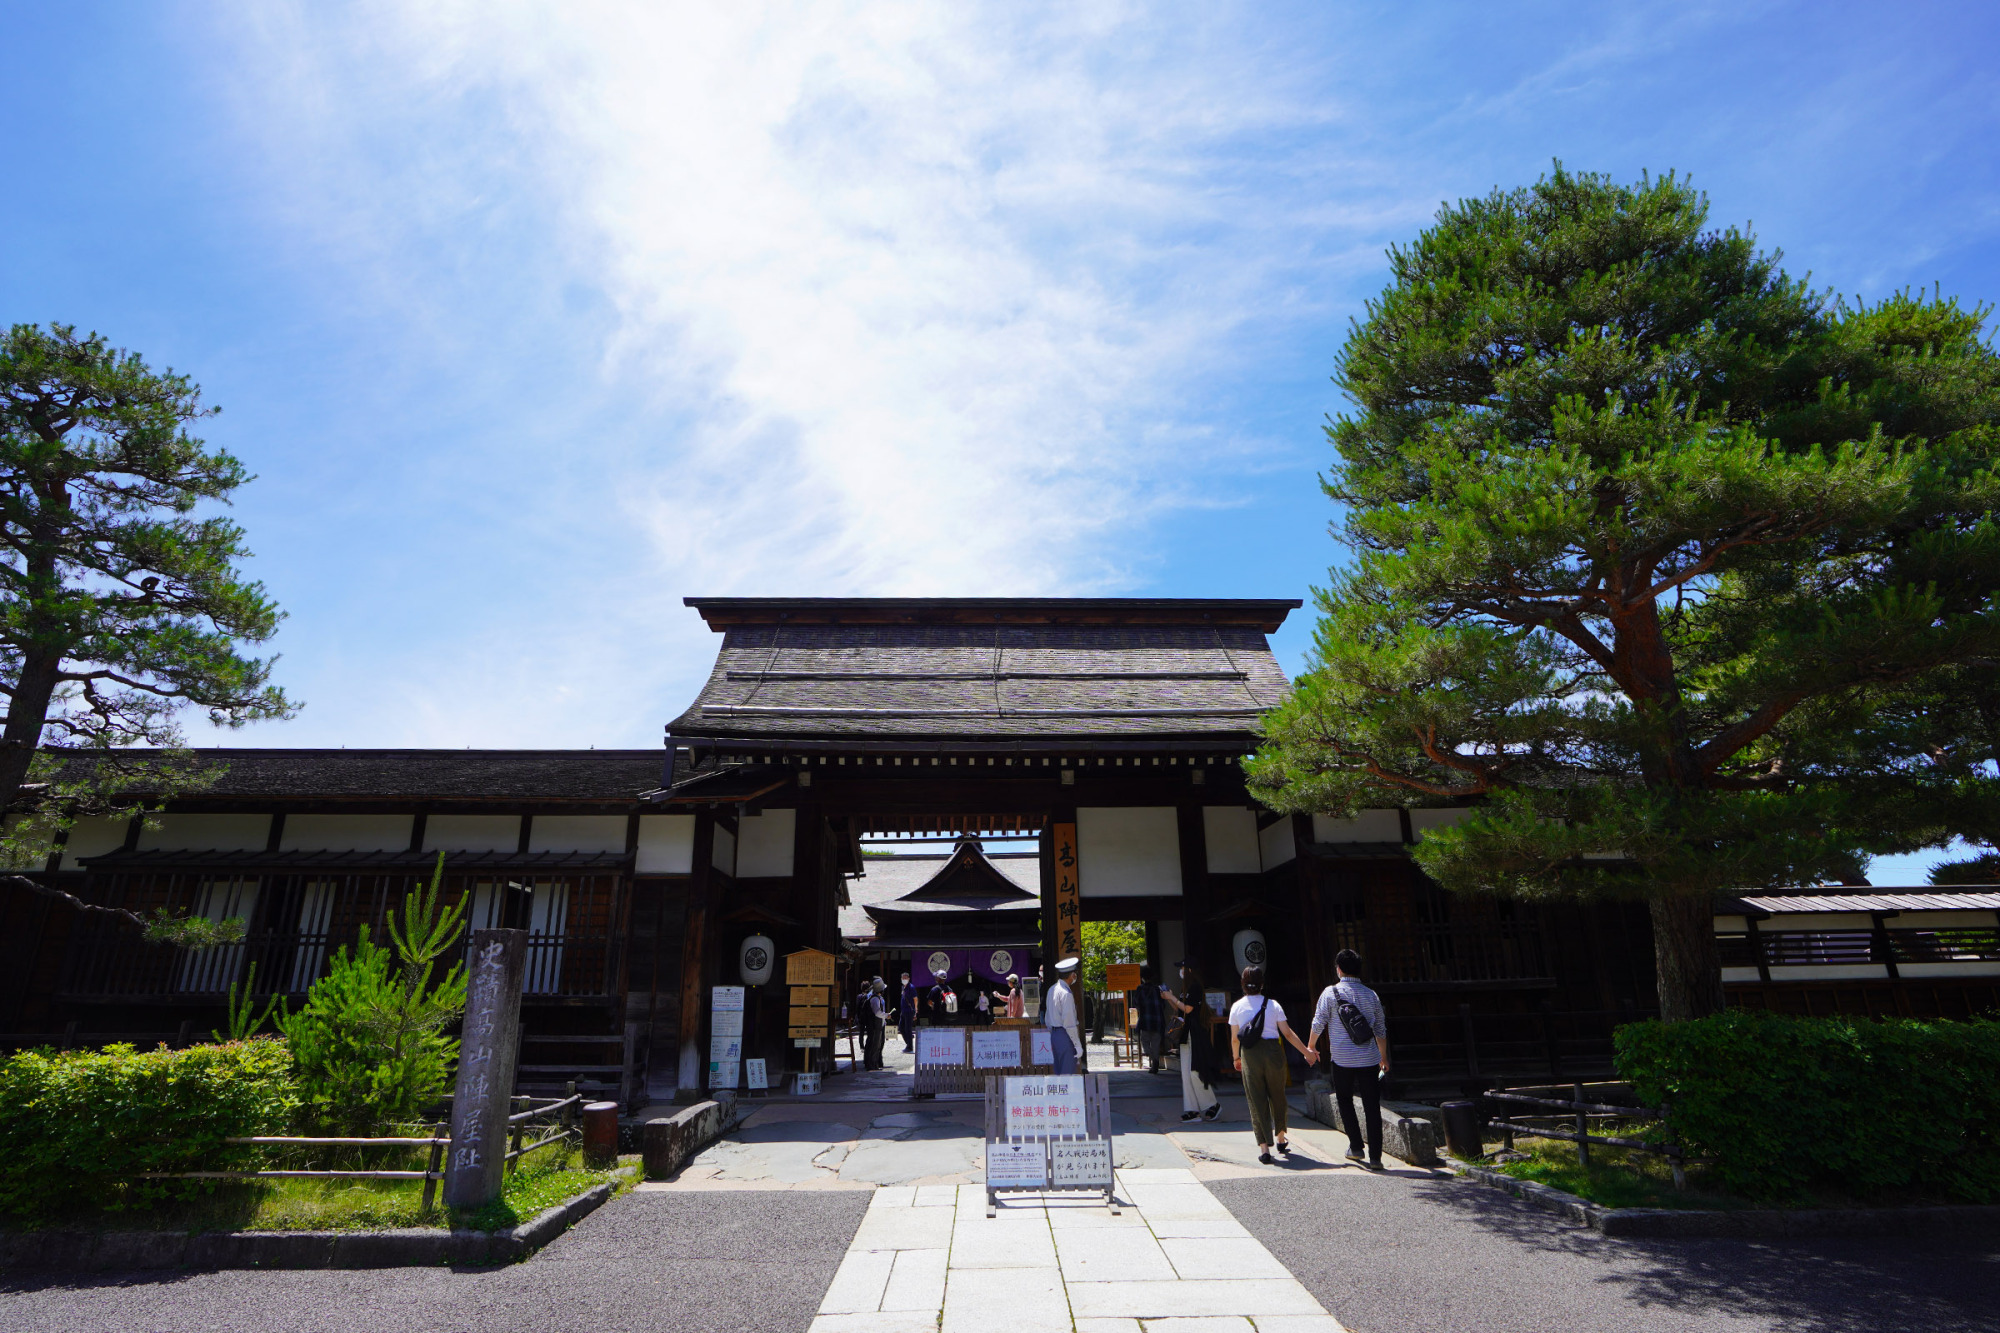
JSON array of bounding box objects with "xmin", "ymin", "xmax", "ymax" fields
[{"xmin": 4, "ymin": 596, "xmax": 1994, "ymax": 1104}]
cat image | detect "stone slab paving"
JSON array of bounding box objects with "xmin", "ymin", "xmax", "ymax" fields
[{"xmin": 808, "ymin": 1169, "xmax": 1346, "ymax": 1333}]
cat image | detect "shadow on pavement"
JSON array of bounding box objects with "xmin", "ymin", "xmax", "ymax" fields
[{"xmin": 1216, "ymin": 1172, "xmax": 2000, "ymax": 1333}]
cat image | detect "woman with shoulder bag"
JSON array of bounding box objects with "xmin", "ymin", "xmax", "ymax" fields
[
  {"xmin": 1163, "ymin": 961, "xmax": 1221, "ymax": 1121},
  {"xmin": 1228, "ymin": 965, "xmax": 1316, "ymax": 1164}
]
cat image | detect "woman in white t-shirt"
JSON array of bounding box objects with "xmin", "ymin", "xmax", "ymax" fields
[{"xmin": 1227, "ymin": 965, "xmax": 1317, "ymax": 1164}]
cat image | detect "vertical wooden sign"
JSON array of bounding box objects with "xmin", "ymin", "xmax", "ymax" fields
[{"xmin": 1052, "ymin": 822, "xmax": 1082, "ymax": 964}]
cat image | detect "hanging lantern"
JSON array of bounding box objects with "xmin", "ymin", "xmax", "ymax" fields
[
  {"xmin": 739, "ymin": 934, "xmax": 775, "ymax": 986},
  {"xmin": 1231, "ymin": 928, "xmax": 1267, "ymax": 977}
]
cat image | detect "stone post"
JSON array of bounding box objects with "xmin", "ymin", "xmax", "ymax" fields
[{"xmin": 444, "ymin": 928, "xmax": 528, "ymax": 1209}]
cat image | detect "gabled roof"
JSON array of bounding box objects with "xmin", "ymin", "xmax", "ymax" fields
[
  {"xmin": 670, "ymin": 597, "xmax": 1299, "ymax": 748},
  {"xmin": 893, "ymin": 837, "xmax": 1039, "ymax": 905},
  {"xmin": 840, "ymin": 845, "xmax": 1041, "ymax": 939}
]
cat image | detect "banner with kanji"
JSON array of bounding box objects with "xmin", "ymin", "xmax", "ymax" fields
[{"xmin": 1052, "ymin": 821, "xmax": 1082, "ymax": 962}]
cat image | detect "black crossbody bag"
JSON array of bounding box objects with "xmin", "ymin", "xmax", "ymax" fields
[{"xmin": 1238, "ymin": 996, "xmax": 1271, "ymax": 1047}]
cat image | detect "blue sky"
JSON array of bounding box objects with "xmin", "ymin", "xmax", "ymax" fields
[{"xmin": 6, "ymin": 1, "xmax": 1997, "ymax": 882}]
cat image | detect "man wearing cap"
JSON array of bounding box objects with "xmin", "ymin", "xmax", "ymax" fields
[{"xmin": 1045, "ymin": 958, "xmax": 1083, "ymax": 1074}]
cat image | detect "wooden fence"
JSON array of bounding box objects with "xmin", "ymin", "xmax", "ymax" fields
[
  {"xmin": 1480, "ymin": 1081, "xmax": 1688, "ymax": 1189},
  {"xmin": 136, "ymin": 1093, "xmax": 583, "ymax": 1213}
]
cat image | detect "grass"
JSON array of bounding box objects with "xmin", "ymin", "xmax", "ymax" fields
[
  {"xmin": 0, "ymin": 1144, "xmax": 633, "ymax": 1235},
  {"xmin": 1476, "ymin": 1129, "xmax": 1743, "ymax": 1211}
]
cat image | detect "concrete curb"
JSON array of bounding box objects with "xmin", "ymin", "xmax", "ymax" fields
[
  {"xmin": 1448, "ymin": 1159, "xmax": 2000, "ymax": 1238},
  {"xmin": 640, "ymin": 1095, "xmax": 746, "ymax": 1180},
  {"xmin": 1300, "ymin": 1080, "xmax": 1441, "ymax": 1167},
  {"xmin": 0, "ymin": 1168, "xmax": 635, "ymax": 1271}
]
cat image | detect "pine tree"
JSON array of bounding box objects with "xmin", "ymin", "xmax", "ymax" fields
[{"xmin": 1247, "ymin": 167, "xmax": 2000, "ymax": 1021}]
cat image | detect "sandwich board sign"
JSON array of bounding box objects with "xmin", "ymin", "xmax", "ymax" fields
[{"xmin": 982, "ymin": 1071, "xmax": 1116, "ymax": 1216}]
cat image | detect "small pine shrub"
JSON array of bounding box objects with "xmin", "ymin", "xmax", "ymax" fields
[
  {"xmin": 1615, "ymin": 1011, "xmax": 2000, "ymax": 1203},
  {"xmin": 0, "ymin": 1038, "xmax": 298, "ymax": 1217}
]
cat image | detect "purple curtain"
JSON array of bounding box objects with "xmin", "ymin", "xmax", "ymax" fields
[{"xmin": 916, "ymin": 946, "xmax": 1028, "ymax": 987}]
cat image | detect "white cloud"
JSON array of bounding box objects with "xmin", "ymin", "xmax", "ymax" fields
[{"xmin": 233, "ymin": 0, "xmax": 1345, "ymax": 605}]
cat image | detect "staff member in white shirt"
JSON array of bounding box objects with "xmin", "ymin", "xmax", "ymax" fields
[
  {"xmin": 1045, "ymin": 957, "xmax": 1083, "ymax": 1074},
  {"xmin": 1228, "ymin": 964, "xmax": 1316, "ymax": 1165}
]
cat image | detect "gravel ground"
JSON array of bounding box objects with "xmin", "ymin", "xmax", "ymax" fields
[
  {"xmin": 1211, "ymin": 1171, "xmax": 2000, "ymax": 1333},
  {"xmin": 0, "ymin": 1190, "xmax": 870, "ymax": 1333}
]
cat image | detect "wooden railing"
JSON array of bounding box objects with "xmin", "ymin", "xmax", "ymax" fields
[
  {"xmin": 134, "ymin": 1094, "xmax": 583, "ymax": 1214},
  {"xmin": 1479, "ymin": 1082, "xmax": 1690, "ymax": 1189}
]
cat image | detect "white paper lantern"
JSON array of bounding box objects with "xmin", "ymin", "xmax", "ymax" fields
[
  {"xmin": 1231, "ymin": 928, "xmax": 1267, "ymax": 977},
  {"xmin": 739, "ymin": 934, "xmax": 775, "ymax": 986}
]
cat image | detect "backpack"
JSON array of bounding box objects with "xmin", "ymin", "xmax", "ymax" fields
[{"xmin": 1335, "ymin": 985, "xmax": 1375, "ymax": 1045}]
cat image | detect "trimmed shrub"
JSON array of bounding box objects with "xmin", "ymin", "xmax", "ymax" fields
[
  {"xmin": 0, "ymin": 1037, "xmax": 298, "ymax": 1217},
  {"xmin": 1615, "ymin": 1011, "xmax": 2000, "ymax": 1203}
]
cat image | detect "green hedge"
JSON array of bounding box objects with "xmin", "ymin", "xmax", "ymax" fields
[
  {"xmin": 1615, "ymin": 1011, "xmax": 2000, "ymax": 1204},
  {"xmin": 0, "ymin": 1038, "xmax": 298, "ymax": 1217}
]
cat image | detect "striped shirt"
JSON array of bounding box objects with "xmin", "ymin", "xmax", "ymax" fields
[{"xmin": 1310, "ymin": 978, "xmax": 1386, "ymax": 1068}]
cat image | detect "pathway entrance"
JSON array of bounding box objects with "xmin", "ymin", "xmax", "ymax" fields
[{"xmin": 644, "ymin": 1093, "xmax": 1414, "ymax": 1332}]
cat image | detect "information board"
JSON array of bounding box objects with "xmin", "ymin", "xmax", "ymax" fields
[
  {"xmin": 1050, "ymin": 1140, "xmax": 1113, "ymax": 1186},
  {"xmin": 917, "ymin": 1027, "xmax": 966, "ymax": 1067},
  {"xmin": 1104, "ymin": 963, "xmax": 1142, "ymax": 992},
  {"xmin": 712, "ymin": 985, "xmax": 745, "ymax": 1011},
  {"xmin": 712, "ymin": 1009, "xmax": 744, "ymax": 1037},
  {"xmin": 785, "ymin": 949, "xmax": 836, "ymax": 987},
  {"xmin": 1004, "ymin": 1075, "xmax": 1086, "ymax": 1136},
  {"xmin": 971, "ymin": 1030, "xmax": 1022, "ymax": 1069},
  {"xmin": 1030, "ymin": 1028, "xmax": 1054, "ymax": 1066},
  {"xmin": 985, "ymin": 1142, "xmax": 1048, "ymax": 1188},
  {"xmin": 981, "ymin": 1071, "xmax": 1117, "ymax": 1216},
  {"xmin": 745, "ymin": 1058, "xmax": 768, "ymax": 1091}
]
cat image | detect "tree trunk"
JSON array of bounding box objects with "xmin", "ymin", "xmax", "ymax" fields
[
  {"xmin": 1648, "ymin": 894, "xmax": 1726, "ymax": 1022},
  {"xmin": 0, "ymin": 652, "xmax": 62, "ymax": 813}
]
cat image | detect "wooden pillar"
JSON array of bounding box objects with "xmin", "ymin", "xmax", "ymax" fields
[
  {"xmin": 1291, "ymin": 813, "xmax": 1334, "ymax": 1004},
  {"xmin": 676, "ymin": 813, "xmax": 717, "ymax": 1092},
  {"xmin": 445, "ymin": 928, "xmax": 527, "ymax": 1208},
  {"xmin": 791, "ymin": 796, "xmax": 825, "ymax": 950},
  {"xmin": 1175, "ymin": 802, "xmax": 1211, "ymax": 982}
]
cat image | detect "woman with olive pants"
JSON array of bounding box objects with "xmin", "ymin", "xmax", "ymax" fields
[{"xmin": 1227, "ymin": 965, "xmax": 1317, "ymax": 1164}]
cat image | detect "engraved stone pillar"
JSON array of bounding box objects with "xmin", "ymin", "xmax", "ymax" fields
[{"xmin": 444, "ymin": 928, "xmax": 528, "ymax": 1209}]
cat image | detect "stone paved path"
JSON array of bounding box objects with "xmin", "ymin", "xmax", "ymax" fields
[
  {"xmin": 7, "ymin": 1093, "xmax": 1995, "ymax": 1333},
  {"xmin": 810, "ymin": 1173, "xmax": 1344, "ymax": 1333}
]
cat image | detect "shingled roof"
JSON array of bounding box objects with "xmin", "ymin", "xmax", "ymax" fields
[
  {"xmin": 37, "ymin": 749, "xmax": 667, "ymax": 802},
  {"xmin": 669, "ymin": 597, "xmax": 1300, "ymax": 749}
]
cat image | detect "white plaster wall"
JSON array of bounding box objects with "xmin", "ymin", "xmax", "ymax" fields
[
  {"xmin": 1408, "ymin": 808, "xmax": 1471, "ymax": 840},
  {"xmin": 424, "ymin": 814, "xmax": 520, "ymax": 853},
  {"xmin": 137, "ymin": 813, "xmax": 270, "ymax": 851},
  {"xmin": 1258, "ymin": 817, "xmax": 1295, "ymax": 870},
  {"xmin": 1202, "ymin": 807, "xmax": 1260, "ymax": 874},
  {"xmin": 282, "ymin": 814, "xmax": 414, "ymax": 852},
  {"xmin": 56, "ymin": 815, "xmax": 133, "ymax": 868},
  {"xmin": 1312, "ymin": 810, "xmax": 1403, "ymax": 843},
  {"xmin": 712, "ymin": 823, "xmax": 737, "ymax": 876},
  {"xmin": 1077, "ymin": 806, "xmax": 1182, "ymax": 897},
  {"xmin": 1767, "ymin": 964, "xmax": 1889, "ymax": 980},
  {"xmin": 635, "ymin": 815, "xmax": 696, "ymax": 874},
  {"xmin": 1764, "ymin": 913, "xmax": 1874, "ymax": 931},
  {"xmin": 1901, "ymin": 961, "xmax": 2000, "ymax": 977},
  {"xmin": 529, "ymin": 815, "xmax": 628, "ymax": 854},
  {"xmin": 1896, "ymin": 910, "xmax": 2000, "ymax": 929},
  {"xmin": 736, "ymin": 809, "xmax": 797, "ymax": 878}
]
